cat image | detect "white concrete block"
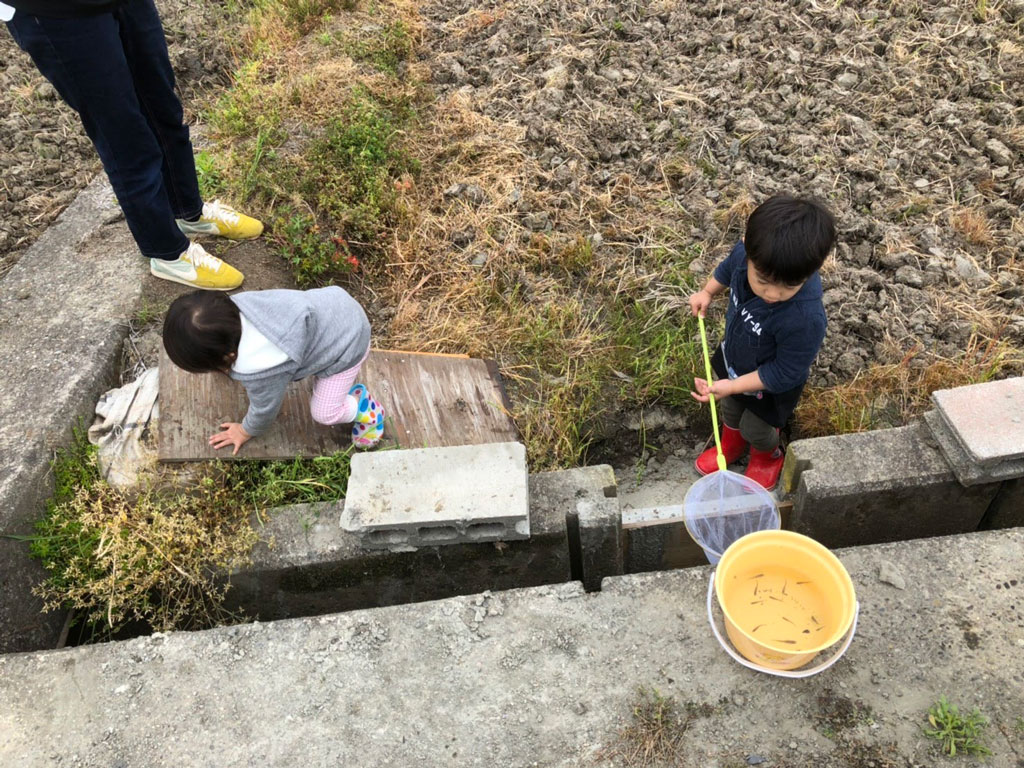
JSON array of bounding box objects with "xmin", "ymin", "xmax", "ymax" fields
[{"xmin": 340, "ymin": 442, "xmax": 530, "ymax": 549}]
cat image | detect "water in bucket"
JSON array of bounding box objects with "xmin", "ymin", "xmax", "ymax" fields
[
  {"xmin": 683, "ymin": 470, "xmax": 779, "ymax": 563},
  {"xmin": 707, "ymin": 530, "xmax": 859, "ymax": 677}
]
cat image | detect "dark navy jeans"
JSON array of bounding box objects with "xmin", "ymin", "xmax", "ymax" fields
[{"xmin": 7, "ymin": 0, "xmax": 200, "ymax": 259}]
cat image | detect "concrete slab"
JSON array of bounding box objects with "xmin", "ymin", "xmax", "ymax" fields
[
  {"xmin": 0, "ymin": 175, "xmax": 145, "ymax": 653},
  {"xmin": 2, "ymin": 529, "xmax": 1022, "ymax": 767},
  {"xmin": 226, "ymin": 467, "xmax": 589, "ymax": 620},
  {"xmin": 932, "ymin": 377, "xmax": 1024, "ymax": 466},
  {"xmin": 923, "ymin": 409, "xmax": 1024, "ymax": 486},
  {"xmin": 783, "ymin": 423, "xmax": 997, "ymax": 548},
  {"xmin": 340, "ymin": 442, "xmax": 529, "ymax": 548}
]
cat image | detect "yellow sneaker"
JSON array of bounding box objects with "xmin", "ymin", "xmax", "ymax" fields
[
  {"xmin": 177, "ymin": 200, "xmax": 264, "ymax": 240},
  {"xmin": 150, "ymin": 242, "xmax": 244, "ymax": 291}
]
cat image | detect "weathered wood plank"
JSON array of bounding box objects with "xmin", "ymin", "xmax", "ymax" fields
[{"xmin": 158, "ymin": 349, "xmax": 518, "ymax": 462}]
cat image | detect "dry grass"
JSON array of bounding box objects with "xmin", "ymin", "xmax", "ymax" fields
[
  {"xmin": 202, "ymin": 0, "xmax": 1024, "ymax": 468},
  {"xmin": 360, "ymin": 82, "xmax": 708, "ymax": 467},
  {"xmin": 949, "ymin": 206, "xmax": 994, "ymax": 246},
  {"xmin": 595, "ymin": 689, "xmax": 697, "ymax": 767},
  {"xmin": 795, "ymin": 333, "xmax": 1016, "ymax": 437}
]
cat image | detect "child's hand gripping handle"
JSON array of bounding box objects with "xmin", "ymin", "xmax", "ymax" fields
[{"xmin": 697, "ymin": 314, "xmax": 728, "ymax": 472}]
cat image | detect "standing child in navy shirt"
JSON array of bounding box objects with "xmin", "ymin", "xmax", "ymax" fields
[{"xmin": 687, "ymin": 195, "xmax": 836, "ymax": 490}]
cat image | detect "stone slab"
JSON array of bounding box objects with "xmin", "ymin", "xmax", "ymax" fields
[
  {"xmin": 340, "ymin": 442, "xmax": 529, "ymax": 548},
  {"xmin": 783, "ymin": 423, "xmax": 997, "ymax": 548},
  {"xmin": 932, "ymin": 377, "xmax": 1024, "ymax": 466},
  {"xmin": 923, "ymin": 409, "xmax": 1024, "ymax": 486},
  {"xmin": 2, "ymin": 530, "xmax": 1023, "ymax": 767},
  {"xmin": 226, "ymin": 466, "xmax": 578, "ymax": 620},
  {"xmin": 0, "ymin": 176, "xmax": 144, "ymax": 653}
]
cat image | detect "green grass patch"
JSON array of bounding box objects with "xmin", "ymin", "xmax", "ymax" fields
[
  {"xmin": 925, "ymin": 696, "xmax": 991, "ymax": 757},
  {"xmin": 345, "ymin": 20, "xmax": 412, "ymax": 74},
  {"xmin": 301, "ymin": 92, "xmax": 418, "ymax": 244},
  {"xmin": 195, "ymin": 150, "xmax": 226, "ymax": 200},
  {"xmin": 278, "ymin": 0, "xmax": 358, "ymax": 33}
]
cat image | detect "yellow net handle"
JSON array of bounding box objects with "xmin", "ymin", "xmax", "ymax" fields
[{"xmin": 697, "ymin": 314, "xmax": 727, "ymax": 472}]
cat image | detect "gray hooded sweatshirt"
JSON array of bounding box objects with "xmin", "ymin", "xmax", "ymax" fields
[{"xmin": 229, "ymin": 287, "xmax": 370, "ymax": 436}]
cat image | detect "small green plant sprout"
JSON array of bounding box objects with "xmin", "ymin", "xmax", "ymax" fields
[{"xmin": 925, "ymin": 696, "xmax": 991, "ymax": 757}]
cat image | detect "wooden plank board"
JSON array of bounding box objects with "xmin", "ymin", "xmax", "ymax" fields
[{"xmin": 158, "ymin": 349, "xmax": 518, "ymax": 462}]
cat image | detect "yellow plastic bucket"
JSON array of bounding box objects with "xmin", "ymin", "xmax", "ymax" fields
[{"xmin": 711, "ymin": 530, "xmax": 857, "ymax": 673}]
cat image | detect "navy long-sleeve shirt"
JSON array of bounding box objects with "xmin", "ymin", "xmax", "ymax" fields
[{"xmin": 712, "ymin": 241, "xmax": 827, "ymax": 394}]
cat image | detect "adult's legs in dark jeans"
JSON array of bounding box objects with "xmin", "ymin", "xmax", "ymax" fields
[
  {"xmin": 114, "ymin": 0, "xmax": 203, "ymax": 222},
  {"xmin": 6, "ymin": 4, "xmax": 190, "ymax": 259}
]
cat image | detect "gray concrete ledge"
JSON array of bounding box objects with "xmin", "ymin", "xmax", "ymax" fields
[
  {"xmin": 2, "ymin": 529, "xmax": 1022, "ymax": 767},
  {"xmin": 225, "ymin": 467, "xmax": 604, "ymax": 620},
  {"xmin": 783, "ymin": 423, "xmax": 1000, "ymax": 548},
  {"xmin": 0, "ymin": 176, "xmax": 145, "ymax": 653}
]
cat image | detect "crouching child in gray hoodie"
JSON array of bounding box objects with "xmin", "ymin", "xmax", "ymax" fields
[{"xmin": 163, "ymin": 287, "xmax": 383, "ymax": 454}]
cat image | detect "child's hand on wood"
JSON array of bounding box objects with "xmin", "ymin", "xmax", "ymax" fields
[
  {"xmin": 688, "ymin": 289, "xmax": 712, "ymax": 317},
  {"xmin": 209, "ymin": 422, "xmax": 251, "ymax": 455},
  {"xmin": 691, "ymin": 377, "xmax": 731, "ymax": 403}
]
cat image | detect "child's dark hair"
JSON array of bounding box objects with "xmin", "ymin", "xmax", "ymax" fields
[
  {"xmin": 162, "ymin": 290, "xmax": 242, "ymax": 373},
  {"xmin": 744, "ymin": 195, "xmax": 836, "ymax": 286}
]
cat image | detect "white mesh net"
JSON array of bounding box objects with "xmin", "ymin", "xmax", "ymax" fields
[{"xmin": 683, "ymin": 470, "xmax": 780, "ymax": 561}]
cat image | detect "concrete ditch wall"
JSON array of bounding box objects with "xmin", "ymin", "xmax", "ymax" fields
[
  {"xmin": 2, "ymin": 529, "xmax": 1022, "ymax": 767},
  {"xmin": 782, "ymin": 423, "xmax": 1000, "ymax": 548},
  {"xmin": 0, "ymin": 177, "xmax": 142, "ymax": 654},
  {"xmin": 226, "ymin": 467, "xmax": 618, "ymax": 620}
]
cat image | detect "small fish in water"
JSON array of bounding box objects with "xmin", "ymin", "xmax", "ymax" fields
[
  {"xmin": 796, "ymin": 580, "xmax": 810, "ymax": 585},
  {"xmin": 810, "ymin": 615, "xmax": 821, "ymax": 625},
  {"xmin": 781, "ymin": 616, "xmax": 796, "ymax": 625},
  {"xmin": 751, "ymin": 624, "xmax": 765, "ymax": 633},
  {"xmin": 768, "ymin": 595, "xmax": 784, "ymax": 602},
  {"xmin": 802, "ymin": 629, "xmax": 811, "ymax": 634},
  {"xmin": 773, "ymin": 639, "xmax": 797, "ymax": 645},
  {"xmin": 781, "ymin": 580, "xmax": 788, "ymax": 596},
  {"xmin": 748, "ymin": 573, "xmax": 765, "ymax": 580}
]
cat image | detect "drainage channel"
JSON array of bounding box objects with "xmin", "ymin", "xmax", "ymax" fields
[{"xmin": 8, "ymin": 412, "xmax": 1024, "ymax": 655}]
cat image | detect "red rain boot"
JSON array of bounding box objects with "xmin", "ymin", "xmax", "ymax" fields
[
  {"xmin": 695, "ymin": 425, "xmax": 748, "ymax": 475},
  {"xmin": 745, "ymin": 445, "xmax": 785, "ymax": 490}
]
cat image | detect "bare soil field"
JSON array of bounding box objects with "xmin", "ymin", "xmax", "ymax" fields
[
  {"xmin": 3, "ymin": 0, "xmax": 1023, "ymax": 463},
  {"xmin": 420, "ymin": 0, "xmax": 1024, "ymax": 383}
]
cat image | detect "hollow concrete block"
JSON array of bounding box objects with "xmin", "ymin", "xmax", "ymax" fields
[
  {"xmin": 340, "ymin": 442, "xmax": 529, "ymax": 549},
  {"xmin": 782, "ymin": 422, "xmax": 999, "ymax": 548}
]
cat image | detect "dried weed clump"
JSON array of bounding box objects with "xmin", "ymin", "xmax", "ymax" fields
[
  {"xmin": 28, "ymin": 429, "xmax": 355, "ymax": 639},
  {"xmin": 795, "ymin": 333, "xmax": 1014, "ymax": 437},
  {"xmin": 949, "ymin": 206, "xmax": 994, "ymax": 246},
  {"xmin": 29, "ymin": 433, "xmax": 257, "ymax": 636}
]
